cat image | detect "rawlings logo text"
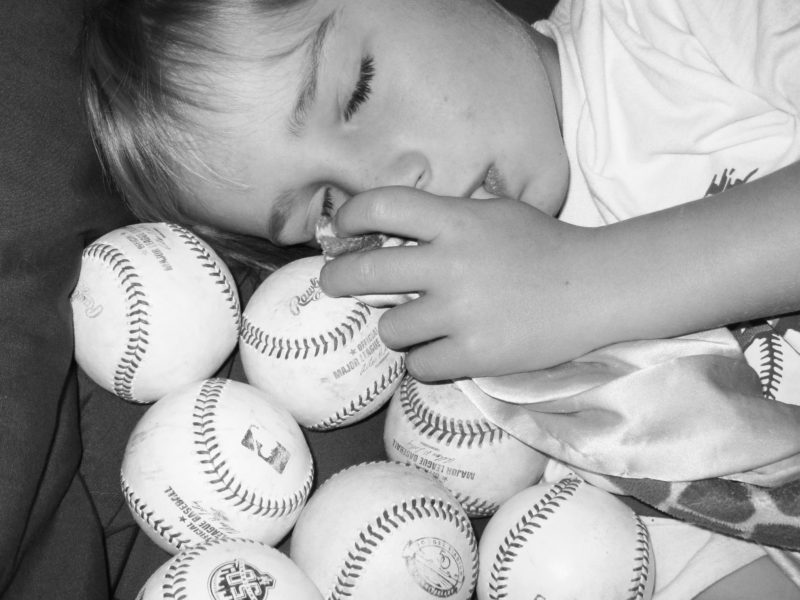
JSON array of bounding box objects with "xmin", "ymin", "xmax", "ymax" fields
[
  {"xmin": 71, "ymin": 285, "xmax": 103, "ymax": 318},
  {"xmin": 289, "ymin": 277, "xmax": 322, "ymax": 316}
]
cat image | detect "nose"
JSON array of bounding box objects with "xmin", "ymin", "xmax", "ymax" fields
[
  {"xmin": 325, "ymin": 144, "xmax": 431, "ymax": 198},
  {"xmin": 370, "ymin": 150, "xmax": 430, "ymax": 190}
]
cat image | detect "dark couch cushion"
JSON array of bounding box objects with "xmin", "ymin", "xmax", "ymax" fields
[{"xmin": 0, "ymin": 0, "xmax": 133, "ymax": 596}]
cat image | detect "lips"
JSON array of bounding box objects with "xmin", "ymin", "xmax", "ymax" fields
[{"xmin": 483, "ymin": 165, "xmax": 506, "ymax": 197}]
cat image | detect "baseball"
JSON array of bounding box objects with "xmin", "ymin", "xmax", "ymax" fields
[
  {"xmin": 239, "ymin": 255, "xmax": 405, "ymax": 430},
  {"xmin": 476, "ymin": 476, "xmax": 655, "ymax": 600},
  {"xmin": 384, "ymin": 375, "xmax": 550, "ymax": 517},
  {"xmin": 71, "ymin": 222, "xmax": 241, "ymax": 403},
  {"xmin": 290, "ymin": 461, "xmax": 478, "ymax": 600},
  {"xmin": 743, "ymin": 327, "xmax": 800, "ymax": 403},
  {"xmin": 121, "ymin": 378, "xmax": 314, "ymax": 553},
  {"xmin": 136, "ymin": 538, "xmax": 322, "ymax": 600}
]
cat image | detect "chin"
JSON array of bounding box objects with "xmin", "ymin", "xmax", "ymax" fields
[
  {"xmin": 523, "ymin": 165, "xmax": 570, "ymax": 216},
  {"xmin": 519, "ymin": 183, "xmax": 567, "ymax": 216}
]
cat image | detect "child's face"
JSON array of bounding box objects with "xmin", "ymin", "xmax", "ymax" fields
[{"xmin": 186, "ymin": 0, "xmax": 567, "ymax": 246}]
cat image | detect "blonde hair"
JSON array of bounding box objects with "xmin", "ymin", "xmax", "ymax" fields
[{"xmin": 81, "ymin": 0, "xmax": 315, "ymax": 272}]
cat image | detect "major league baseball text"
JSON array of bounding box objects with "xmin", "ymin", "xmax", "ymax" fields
[
  {"xmin": 385, "ymin": 375, "xmax": 549, "ymax": 517},
  {"xmin": 239, "ymin": 255, "xmax": 405, "ymax": 430},
  {"xmin": 121, "ymin": 378, "xmax": 314, "ymax": 553}
]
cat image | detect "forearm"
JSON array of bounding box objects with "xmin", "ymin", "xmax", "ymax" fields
[{"xmin": 585, "ymin": 160, "xmax": 800, "ymax": 347}]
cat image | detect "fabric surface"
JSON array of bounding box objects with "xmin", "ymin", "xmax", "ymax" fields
[
  {"xmin": 468, "ymin": 320, "xmax": 800, "ymax": 550},
  {"xmin": 539, "ymin": 0, "xmax": 800, "ymax": 228},
  {"xmin": 0, "ymin": 0, "xmax": 134, "ymax": 597}
]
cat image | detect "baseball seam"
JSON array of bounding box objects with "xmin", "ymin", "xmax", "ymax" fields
[
  {"xmin": 239, "ymin": 304, "xmax": 371, "ymax": 360},
  {"xmin": 400, "ymin": 377, "xmax": 506, "ymax": 448},
  {"xmin": 161, "ymin": 546, "xmax": 203, "ymax": 599},
  {"xmin": 165, "ymin": 223, "xmax": 241, "ymax": 332},
  {"xmin": 165, "ymin": 539, "xmax": 260, "ymax": 600},
  {"xmin": 454, "ymin": 493, "xmax": 498, "ymax": 518},
  {"xmin": 628, "ymin": 515, "xmax": 653, "ymax": 600},
  {"xmin": 193, "ymin": 379, "xmax": 313, "ymax": 517},
  {"xmin": 487, "ymin": 476, "xmax": 581, "ymax": 600},
  {"xmin": 83, "ymin": 242, "xmax": 150, "ymax": 403},
  {"xmin": 330, "ymin": 496, "xmax": 478, "ymax": 600},
  {"xmin": 121, "ymin": 471, "xmax": 193, "ymax": 552},
  {"xmin": 755, "ymin": 333, "xmax": 784, "ymax": 401},
  {"xmin": 308, "ymin": 356, "xmax": 406, "ymax": 431}
]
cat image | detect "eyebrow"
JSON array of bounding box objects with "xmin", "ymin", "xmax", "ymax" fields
[{"xmin": 288, "ymin": 12, "xmax": 336, "ymax": 136}]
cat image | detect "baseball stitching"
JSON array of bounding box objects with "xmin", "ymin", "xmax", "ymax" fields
[
  {"xmin": 83, "ymin": 242, "xmax": 150, "ymax": 402},
  {"xmin": 239, "ymin": 304, "xmax": 372, "ymax": 360},
  {"xmin": 160, "ymin": 544, "xmax": 204, "ymax": 599},
  {"xmin": 121, "ymin": 471, "xmax": 194, "ymax": 551},
  {"xmin": 753, "ymin": 333, "xmax": 784, "ymax": 401},
  {"xmin": 486, "ymin": 477, "xmax": 651, "ymax": 600},
  {"xmin": 399, "ymin": 377, "xmax": 507, "ymax": 449},
  {"xmin": 160, "ymin": 538, "xmax": 279, "ymax": 600},
  {"xmin": 164, "ymin": 223, "xmax": 242, "ymax": 332},
  {"xmin": 193, "ymin": 378, "xmax": 314, "ymax": 517},
  {"xmin": 330, "ymin": 495, "xmax": 478, "ymax": 600},
  {"xmin": 486, "ymin": 477, "xmax": 581, "ymax": 600},
  {"xmin": 308, "ymin": 356, "xmax": 406, "ymax": 431},
  {"xmin": 454, "ymin": 493, "xmax": 498, "ymax": 518},
  {"xmin": 629, "ymin": 515, "xmax": 653, "ymax": 600}
]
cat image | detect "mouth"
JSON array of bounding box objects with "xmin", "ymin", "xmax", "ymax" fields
[{"xmin": 483, "ymin": 165, "xmax": 507, "ymax": 197}]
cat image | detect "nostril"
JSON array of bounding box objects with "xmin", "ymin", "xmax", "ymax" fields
[
  {"xmin": 384, "ymin": 151, "xmax": 430, "ymax": 190},
  {"xmin": 414, "ymin": 165, "xmax": 431, "ymax": 190}
]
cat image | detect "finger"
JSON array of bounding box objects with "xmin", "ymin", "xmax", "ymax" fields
[
  {"xmin": 377, "ymin": 294, "xmax": 448, "ymax": 351},
  {"xmin": 319, "ymin": 244, "xmax": 432, "ymax": 298},
  {"xmin": 404, "ymin": 336, "xmax": 472, "ymax": 383},
  {"xmin": 334, "ymin": 187, "xmax": 459, "ymax": 242}
]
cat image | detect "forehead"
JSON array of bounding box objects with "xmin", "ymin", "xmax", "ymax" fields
[
  {"xmin": 176, "ymin": 4, "xmax": 335, "ymax": 232},
  {"xmin": 186, "ymin": 2, "xmax": 335, "ymax": 159}
]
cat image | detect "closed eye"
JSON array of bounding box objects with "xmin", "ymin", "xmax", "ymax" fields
[
  {"xmin": 343, "ymin": 56, "xmax": 375, "ymax": 122},
  {"xmin": 322, "ymin": 187, "xmax": 335, "ymax": 217}
]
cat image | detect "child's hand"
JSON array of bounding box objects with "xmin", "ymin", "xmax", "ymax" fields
[{"xmin": 319, "ymin": 187, "xmax": 609, "ymax": 381}]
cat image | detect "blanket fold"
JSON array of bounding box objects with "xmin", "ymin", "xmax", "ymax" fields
[{"xmin": 466, "ymin": 316, "xmax": 800, "ymax": 550}]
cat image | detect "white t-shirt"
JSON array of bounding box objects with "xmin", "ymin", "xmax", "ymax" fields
[
  {"xmin": 536, "ymin": 0, "xmax": 800, "ymax": 227},
  {"xmin": 534, "ymin": 1, "xmax": 800, "ymax": 596}
]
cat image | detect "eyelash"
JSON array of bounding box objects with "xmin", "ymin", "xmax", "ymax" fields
[
  {"xmin": 343, "ymin": 56, "xmax": 375, "ymax": 122},
  {"xmin": 322, "ymin": 188, "xmax": 335, "ymax": 217}
]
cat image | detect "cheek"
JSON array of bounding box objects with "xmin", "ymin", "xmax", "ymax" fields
[{"xmin": 522, "ymin": 157, "xmax": 570, "ymax": 216}]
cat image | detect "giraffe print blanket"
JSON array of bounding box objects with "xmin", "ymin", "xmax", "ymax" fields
[
  {"xmin": 600, "ymin": 316, "xmax": 800, "ymax": 551},
  {"xmin": 467, "ymin": 314, "xmax": 800, "ymax": 552}
]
